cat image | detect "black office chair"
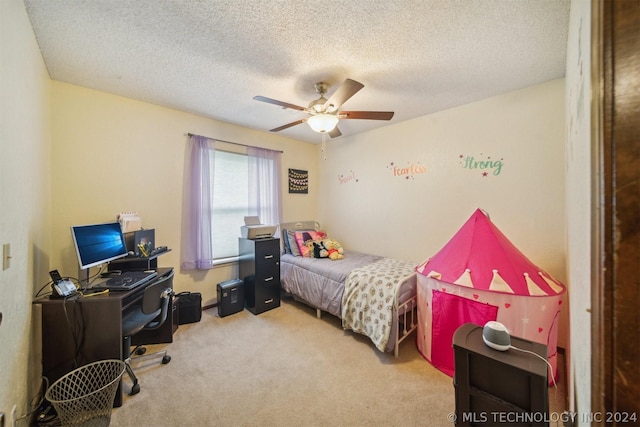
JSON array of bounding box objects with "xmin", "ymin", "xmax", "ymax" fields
[{"xmin": 122, "ymin": 270, "xmax": 175, "ymax": 395}]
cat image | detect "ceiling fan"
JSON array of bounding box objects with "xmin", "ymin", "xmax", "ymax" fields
[{"xmin": 253, "ymin": 79, "xmax": 394, "ymax": 138}]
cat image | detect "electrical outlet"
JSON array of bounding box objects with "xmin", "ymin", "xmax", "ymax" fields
[{"xmin": 2, "ymin": 244, "xmax": 10, "ymax": 270}]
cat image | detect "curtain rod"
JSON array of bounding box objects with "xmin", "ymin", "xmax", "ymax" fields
[{"xmin": 187, "ymin": 133, "xmax": 283, "ymax": 153}]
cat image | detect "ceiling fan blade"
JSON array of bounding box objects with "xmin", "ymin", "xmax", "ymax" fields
[
  {"xmin": 329, "ymin": 127, "xmax": 342, "ymax": 138},
  {"xmin": 254, "ymin": 96, "xmax": 306, "ymax": 111},
  {"xmin": 340, "ymin": 111, "xmax": 395, "ymax": 120},
  {"xmin": 270, "ymin": 119, "xmax": 307, "ymax": 132},
  {"xmin": 323, "ymin": 79, "xmax": 364, "ymax": 111}
]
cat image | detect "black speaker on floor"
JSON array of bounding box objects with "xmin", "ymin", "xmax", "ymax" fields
[{"xmin": 217, "ymin": 279, "xmax": 244, "ymax": 317}]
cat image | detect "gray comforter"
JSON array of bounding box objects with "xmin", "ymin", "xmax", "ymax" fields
[
  {"xmin": 280, "ymin": 250, "xmax": 417, "ymax": 353},
  {"xmin": 280, "ymin": 250, "xmax": 383, "ymax": 318}
]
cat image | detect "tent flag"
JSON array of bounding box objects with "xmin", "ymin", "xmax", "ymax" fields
[
  {"xmin": 540, "ymin": 272, "xmax": 565, "ymax": 294},
  {"xmin": 488, "ymin": 269, "xmax": 514, "ymax": 293},
  {"xmin": 453, "ymin": 269, "xmax": 473, "ymax": 288},
  {"xmin": 525, "ymin": 272, "xmax": 549, "ymax": 296}
]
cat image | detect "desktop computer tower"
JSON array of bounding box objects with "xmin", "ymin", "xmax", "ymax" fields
[{"xmin": 217, "ymin": 279, "xmax": 244, "ymax": 317}]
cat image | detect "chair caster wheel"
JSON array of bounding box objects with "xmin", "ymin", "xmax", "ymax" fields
[
  {"xmin": 135, "ymin": 347, "xmax": 147, "ymax": 356},
  {"xmin": 130, "ymin": 383, "xmax": 140, "ymax": 395},
  {"xmin": 162, "ymin": 355, "xmax": 171, "ymax": 364}
]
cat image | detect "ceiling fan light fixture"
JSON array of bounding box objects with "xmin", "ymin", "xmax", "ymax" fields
[
  {"xmin": 307, "ymin": 114, "xmax": 339, "ymax": 133},
  {"xmin": 254, "ymin": 78, "xmax": 393, "ymax": 138}
]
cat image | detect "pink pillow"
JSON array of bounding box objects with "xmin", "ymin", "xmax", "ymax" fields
[{"xmin": 294, "ymin": 230, "xmax": 327, "ymax": 257}]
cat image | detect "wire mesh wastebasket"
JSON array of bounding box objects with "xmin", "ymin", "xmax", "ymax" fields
[{"xmin": 45, "ymin": 360, "xmax": 126, "ymax": 427}]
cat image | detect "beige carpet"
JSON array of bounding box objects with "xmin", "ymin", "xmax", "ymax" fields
[{"xmin": 109, "ymin": 296, "xmax": 565, "ymax": 427}]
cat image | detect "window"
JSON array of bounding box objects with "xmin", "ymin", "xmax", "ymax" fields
[
  {"xmin": 181, "ymin": 134, "xmax": 282, "ymax": 270},
  {"xmin": 211, "ymin": 150, "xmax": 248, "ymax": 259}
]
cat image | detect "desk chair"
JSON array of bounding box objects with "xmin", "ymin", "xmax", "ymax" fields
[{"xmin": 122, "ymin": 270, "xmax": 175, "ymax": 395}]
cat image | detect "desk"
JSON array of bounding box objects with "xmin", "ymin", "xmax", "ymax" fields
[{"xmin": 36, "ymin": 267, "xmax": 174, "ymax": 407}]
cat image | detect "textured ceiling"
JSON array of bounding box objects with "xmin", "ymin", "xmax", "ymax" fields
[{"xmin": 24, "ymin": 0, "xmax": 570, "ymax": 143}]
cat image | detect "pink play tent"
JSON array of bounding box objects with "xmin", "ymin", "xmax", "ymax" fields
[{"xmin": 415, "ymin": 208, "xmax": 565, "ymax": 382}]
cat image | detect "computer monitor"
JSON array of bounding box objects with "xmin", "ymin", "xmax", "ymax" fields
[{"xmin": 71, "ymin": 222, "xmax": 129, "ymax": 271}]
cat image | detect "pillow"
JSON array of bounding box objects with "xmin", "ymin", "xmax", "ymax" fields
[
  {"xmin": 282, "ymin": 229, "xmax": 292, "ymax": 254},
  {"xmin": 286, "ymin": 229, "xmax": 318, "ymax": 257},
  {"xmin": 294, "ymin": 230, "xmax": 327, "ymax": 257},
  {"xmin": 286, "ymin": 230, "xmax": 302, "ymax": 256}
]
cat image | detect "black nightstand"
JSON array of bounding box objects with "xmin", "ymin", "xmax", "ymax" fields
[
  {"xmin": 453, "ymin": 323, "xmax": 549, "ymax": 426},
  {"xmin": 238, "ymin": 238, "xmax": 280, "ymax": 315}
]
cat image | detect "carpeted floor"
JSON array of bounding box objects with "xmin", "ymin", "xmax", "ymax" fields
[{"xmin": 109, "ymin": 295, "xmax": 565, "ymax": 427}]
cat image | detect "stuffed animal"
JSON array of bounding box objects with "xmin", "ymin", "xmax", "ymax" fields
[
  {"xmin": 304, "ymin": 239, "xmax": 317, "ymax": 257},
  {"xmin": 322, "ymin": 239, "xmax": 344, "ymax": 260},
  {"xmin": 311, "ymin": 240, "xmax": 328, "ymax": 258}
]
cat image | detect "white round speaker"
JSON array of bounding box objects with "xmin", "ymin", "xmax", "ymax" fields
[{"xmin": 482, "ymin": 321, "xmax": 511, "ymax": 351}]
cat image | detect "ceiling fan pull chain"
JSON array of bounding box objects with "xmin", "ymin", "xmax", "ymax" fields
[{"xmin": 321, "ymin": 133, "xmax": 327, "ymax": 160}]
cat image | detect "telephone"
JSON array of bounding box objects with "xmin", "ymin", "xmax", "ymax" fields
[{"xmin": 49, "ymin": 269, "xmax": 78, "ymax": 298}]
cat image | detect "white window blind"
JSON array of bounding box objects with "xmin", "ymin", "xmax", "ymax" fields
[{"xmin": 211, "ymin": 150, "xmax": 248, "ymax": 259}]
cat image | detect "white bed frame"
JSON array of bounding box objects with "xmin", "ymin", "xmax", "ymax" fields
[{"xmin": 310, "ymin": 290, "xmax": 418, "ymax": 357}]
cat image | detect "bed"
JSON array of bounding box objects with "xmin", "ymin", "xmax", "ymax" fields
[{"xmin": 279, "ymin": 221, "xmax": 418, "ymax": 356}]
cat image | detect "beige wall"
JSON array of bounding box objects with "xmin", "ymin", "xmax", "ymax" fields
[
  {"xmin": 317, "ymin": 79, "xmax": 568, "ymax": 347},
  {"xmin": 0, "ymin": 0, "xmax": 52, "ymax": 419},
  {"xmin": 318, "ymin": 79, "xmax": 565, "ymax": 271},
  {"xmin": 50, "ymin": 82, "xmax": 318, "ymax": 306}
]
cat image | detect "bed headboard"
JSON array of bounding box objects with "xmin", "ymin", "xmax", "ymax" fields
[
  {"xmin": 279, "ymin": 220, "xmax": 321, "ymax": 251},
  {"xmin": 279, "ymin": 220, "xmax": 320, "ymax": 238}
]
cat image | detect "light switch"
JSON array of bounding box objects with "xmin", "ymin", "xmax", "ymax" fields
[{"xmin": 2, "ymin": 243, "xmax": 10, "ymax": 270}]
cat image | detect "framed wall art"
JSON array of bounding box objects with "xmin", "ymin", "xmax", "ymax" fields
[{"xmin": 288, "ymin": 168, "xmax": 308, "ymax": 194}]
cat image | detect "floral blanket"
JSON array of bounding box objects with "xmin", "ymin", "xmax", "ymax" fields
[{"xmin": 341, "ymin": 258, "xmax": 416, "ymax": 352}]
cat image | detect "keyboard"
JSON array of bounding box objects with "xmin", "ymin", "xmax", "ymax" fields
[{"xmin": 95, "ymin": 270, "xmax": 159, "ymax": 291}]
